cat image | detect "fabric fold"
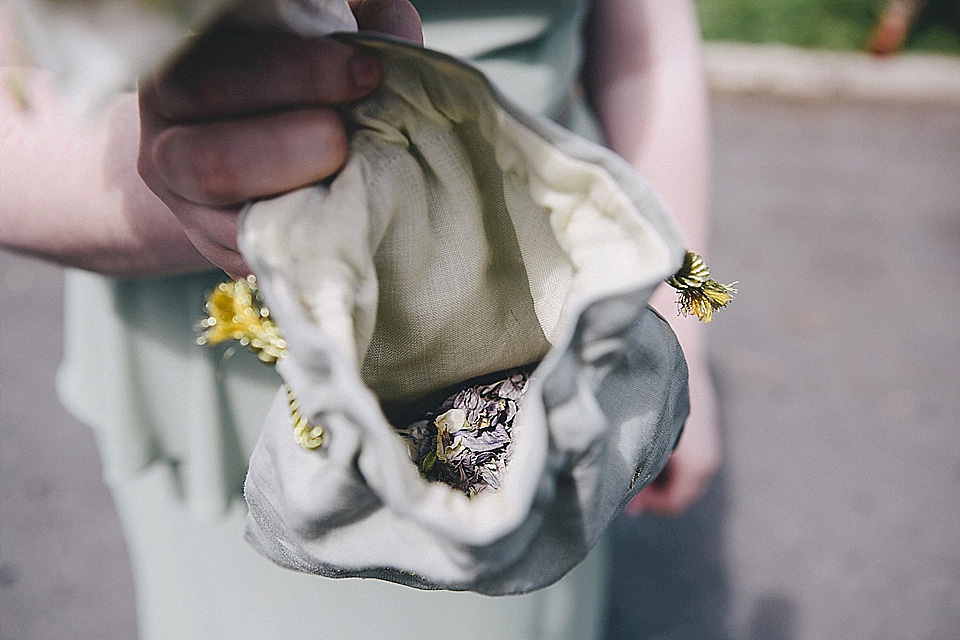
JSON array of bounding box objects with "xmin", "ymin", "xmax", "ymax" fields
[{"xmin": 239, "ymin": 35, "xmax": 689, "ymax": 595}]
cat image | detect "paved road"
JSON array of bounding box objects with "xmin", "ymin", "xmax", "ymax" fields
[{"xmin": 2, "ymin": 93, "xmax": 959, "ymax": 640}]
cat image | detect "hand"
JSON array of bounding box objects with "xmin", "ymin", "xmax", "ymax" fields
[
  {"xmin": 625, "ymin": 357, "xmax": 722, "ymax": 518},
  {"xmin": 137, "ymin": 0, "xmax": 422, "ymax": 277}
]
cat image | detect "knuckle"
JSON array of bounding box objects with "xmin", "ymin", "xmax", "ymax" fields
[{"xmin": 303, "ymin": 40, "xmax": 376, "ymax": 103}]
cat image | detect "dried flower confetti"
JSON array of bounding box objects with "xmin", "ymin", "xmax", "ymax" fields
[{"xmin": 395, "ymin": 367, "xmax": 533, "ymax": 497}]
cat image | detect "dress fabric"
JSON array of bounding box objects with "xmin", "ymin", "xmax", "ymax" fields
[{"xmin": 58, "ymin": 1, "xmax": 613, "ymax": 638}]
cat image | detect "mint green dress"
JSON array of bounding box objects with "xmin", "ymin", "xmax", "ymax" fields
[{"xmin": 59, "ymin": 1, "xmax": 611, "ymax": 637}]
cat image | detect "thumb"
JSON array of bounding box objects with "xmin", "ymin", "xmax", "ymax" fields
[{"xmin": 349, "ymin": 0, "xmax": 423, "ymax": 45}]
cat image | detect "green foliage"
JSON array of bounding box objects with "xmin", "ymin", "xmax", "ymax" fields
[{"xmin": 695, "ymin": 0, "xmax": 960, "ymax": 54}]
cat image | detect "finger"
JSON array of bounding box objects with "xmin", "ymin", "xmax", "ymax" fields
[
  {"xmin": 171, "ymin": 203, "xmax": 242, "ymax": 250},
  {"xmin": 189, "ymin": 238, "xmax": 252, "ymax": 280},
  {"xmin": 350, "ymin": 0, "xmax": 423, "ymax": 44},
  {"xmin": 152, "ymin": 108, "xmax": 347, "ymax": 207},
  {"xmin": 144, "ymin": 29, "xmax": 382, "ymax": 121},
  {"xmin": 170, "ymin": 204, "xmax": 252, "ymax": 277},
  {"xmin": 623, "ymin": 464, "xmax": 671, "ymax": 516},
  {"xmin": 624, "ymin": 492, "xmax": 649, "ymax": 516},
  {"xmin": 635, "ymin": 470, "xmax": 707, "ymax": 519},
  {"xmin": 642, "ymin": 492, "xmax": 691, "ymax": 519}
]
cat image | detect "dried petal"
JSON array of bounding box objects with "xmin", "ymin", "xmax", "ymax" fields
[{"xmin": 395, "ymin": 365, "xmax": 534, "ymax": 496}]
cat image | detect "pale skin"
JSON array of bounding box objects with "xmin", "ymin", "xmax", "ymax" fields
[
  {"xmin": 0, "ymin": 0, "xmax": 718, "ymax": 516},
  {"xmin": 586, "ymin": 0, "xmax": 721, "ymax": 517}
]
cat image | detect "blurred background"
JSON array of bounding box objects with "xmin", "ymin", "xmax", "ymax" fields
[
  {"xmin": 699, "ymin": 0, "xmax": 960, "ymax": 54},
  {"xmin": 2, "ymin": 1, "xmax": 959, "ymax": 638}
]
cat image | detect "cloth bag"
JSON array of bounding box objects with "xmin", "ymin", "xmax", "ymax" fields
[{"xmin": 240, "ymin": 34, "xmax": 690, "ymax": 596}]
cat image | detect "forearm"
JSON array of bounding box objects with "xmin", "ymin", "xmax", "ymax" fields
[
  {"xmin": 587, "ymin": 1, "xmax": 721, "ymax": 514},
  {"xmin": 584, "ymin": 0, "xmax": 712, "ymax": 353},
  {"xmin": 0, "ymin": 67, "xmax": 212, "ymax": 277}
]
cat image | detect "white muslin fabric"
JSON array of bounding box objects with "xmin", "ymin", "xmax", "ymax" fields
[{"xmin": 240, "ymin": 34, "xmax": 689, "ymax": 595}]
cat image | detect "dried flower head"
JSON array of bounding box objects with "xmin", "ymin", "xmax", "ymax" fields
[
  {"xmin": 196, "ymin": 275, "xmax": 288, "ymax": 363},
  {"xmin": 396, "ymin": 367, "xmax": 532, "ymax": 497},
  {"xmin": 666, "ymin": 250, "xmax": 737, "ymax": 323}
]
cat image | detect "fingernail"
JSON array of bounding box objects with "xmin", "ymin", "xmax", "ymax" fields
[{"xmin": 351, "ymin": 51, "xmax": 380, "ymax": 90}]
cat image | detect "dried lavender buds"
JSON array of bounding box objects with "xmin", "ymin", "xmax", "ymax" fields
[{"xmin": 395, "ymin": 367, "xmax": 532, "ymax": 497}]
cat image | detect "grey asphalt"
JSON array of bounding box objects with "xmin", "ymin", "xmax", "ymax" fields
[{"xmin": 2, "ymin": 92, "xmax": 959, "ymax": 640}]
